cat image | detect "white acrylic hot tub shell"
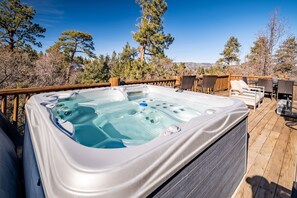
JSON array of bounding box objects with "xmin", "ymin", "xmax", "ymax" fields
[{"xmin": 25, "ymin": 85, "xmax": 248, "ymax": 197}]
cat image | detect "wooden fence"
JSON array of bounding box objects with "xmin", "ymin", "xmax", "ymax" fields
[{"xmin": 174, "ymin": 75, "xmax": 229, "ymax": 92}]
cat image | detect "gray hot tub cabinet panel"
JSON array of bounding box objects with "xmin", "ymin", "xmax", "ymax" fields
[
  {"xmin": 0, "ymin": 128, "xmax": 19, "ymax": 198},
  {"xmin": 23, "ymin": 118, "xmax": 248, "ymax": 198},
  {"xmin": 23, "ymin": 123, "xmax": 45, "ymax": 198},
  {"xmin": 149, "ymin": 117, "xmax": 247, "ymax": 198}
]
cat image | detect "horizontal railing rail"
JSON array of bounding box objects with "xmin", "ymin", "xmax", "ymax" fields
[
  {"xmin": 230, "ymin": 75, "xmax": 274, "ymax": 85},
  {"xmin": 230, "ymin": 75, "xmax": 274, "ymax": 80},
  {"xmin": 125, "ymin": 78, "xmax": 177, "ymax": 87},
  {"xmin": 0, "ymin": 83, "xmax": 111, "ymax": 96}
]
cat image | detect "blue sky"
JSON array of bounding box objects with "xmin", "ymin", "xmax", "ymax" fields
[{"xmin": 23, "ymin": 0, "xmax": 297, "ymax": 63}]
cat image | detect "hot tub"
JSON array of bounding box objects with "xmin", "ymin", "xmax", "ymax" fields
[{"xmin": 24, "ymin": 85, "xmax": 248, "ymax": 197}]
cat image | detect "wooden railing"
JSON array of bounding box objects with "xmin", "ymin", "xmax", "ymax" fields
[
  {"xmin": 230, "ymin": 75, "xmax": 273, "ymax": 81},
  {"xmin": 190, "ymin": 75, "xmax": 229, "ymax": 92},
  {"xmin": 230, "ymin": 75, "xmax": 274, "ymax": 85},
  {"xmin": 214, "ymin": 75, "xmax": 229, "ymax": 91},
  {"xmin": 1, "ymin": 75, "xmax": 296, "ymax": 127}
]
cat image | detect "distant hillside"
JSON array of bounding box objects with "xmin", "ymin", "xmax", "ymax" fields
[{"xmin": 175, "ymin": 62, "xmax": 213, "ymax": 70}]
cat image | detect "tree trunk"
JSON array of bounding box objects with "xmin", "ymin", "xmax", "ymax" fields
[
  {"xmin": 9, "ymin": 34, "xmax": 14, "ymax": 52},
  {"xmin": 65, "ymin": 50, "xmax": 76, "ymax": 84},
  {"xmin": 65, "ymin": 62, "xmax": 72, "ymax": 84},
  {"xmin": 139, "ymin": 45, "xmax": 145, "ymax": 62}
]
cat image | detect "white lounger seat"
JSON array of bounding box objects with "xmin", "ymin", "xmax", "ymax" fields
[
  {"xmin": 237, "ymin": 80, "xmax": 265, "ymax": 102},
  {"xmin": 230, "ymin": 80, "xmax": 263, "ymax": 111}
]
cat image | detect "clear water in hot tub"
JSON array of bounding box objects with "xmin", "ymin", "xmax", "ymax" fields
[{"xmin": 52, "ymin": 97, "xmax": 202, "ymax": 148}]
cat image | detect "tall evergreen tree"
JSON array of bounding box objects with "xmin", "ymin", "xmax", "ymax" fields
[
  {"xmin": 0, "ymin": 0, "xmax": 46, "ymax": 51},
  {"xmin": 217, "ymin": 36, "xmax": 241, "ymax": 67},
  {"xmin": 274, "ymin": 36, "xmax": 297, "ymax": 74},
  {"xmin": 120, "ymin": 43, "xmax": 138, "ymax": 79},
  {"xmin": 246, "ymin": 36, "xmax": 269, "ymax": 75},
  {"xmin": 57, "ymin": 30, "xmax": 95, "ymax": 83},
  {"xmin": 133, "ymin": 0, "xmax": 174, "ymax": 61},
  {"xmin": 110, "ymin": 42, "xmax": 139, "ymax": 80},
  {"xmin": 109, "ymin": 51, "xmax": 120, "ymax": 77},
  {"xmin": 80, "ymin": 55, "xmax": 110, "ymax": 84}
]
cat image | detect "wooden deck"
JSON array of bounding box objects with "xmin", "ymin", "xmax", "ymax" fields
[{"xmin": 227, "ymin": 97, "xmax": 297, "ymax": 198}]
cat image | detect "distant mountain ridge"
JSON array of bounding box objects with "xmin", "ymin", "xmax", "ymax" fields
[{"xmin": 175, "ymin": 62, "xmax": 213, "ymax": 70}]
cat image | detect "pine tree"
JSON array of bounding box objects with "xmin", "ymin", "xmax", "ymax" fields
[
  {"xmin": 109, "ymin": 51, "xmax": 121, "ymax": 77},
  {"xmin": 274, "ymin": 36, "xmax": 297, "ymax": 74},
  {"xmin": 109, "ymin": 42, "xmax": 139, "ymax": 80},
  {"xmin": 80, "ymin": 55, "xmax": 110, "ymax": 84},
  {"xmin": 246, "ymin": 36, "xmax": 269, "ymax": 75},
  {"xmin": 120, "ymin": 43, "xmax": 138, "ymax": 79},
  {"xmin": 0, "ymin": 0, "xmax": 46, "ymax": 51},
  {"xmin": 133, "ymin": 0, "xmax": 174, "ymax": 62},
  {"xmin": 217, "ymin": 36, "xmax": 241, "ymax": 68},
  {"xmin": 57, "ymin": 30, "xmax": 95, "ymax": 83}
]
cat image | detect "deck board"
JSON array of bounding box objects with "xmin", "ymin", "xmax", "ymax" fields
[
  {"xmin": 254, "ymin": 121, "xmax": 289, "ymax": 198},
  {"xmin": 274, "ymin": 130, "xmax": 297, "ymax": 198},
  {"xmin": 223, "ymin": 95, "xmax": 297, "ymax": 198}
]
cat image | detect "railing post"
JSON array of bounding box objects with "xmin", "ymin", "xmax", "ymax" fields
[
  {"xmin": 23, "ymin": 94, "xmax": 30, "ymax": 123},
  {"xmin": 175, "ymin": 76, "xmax": 181, "ymax": 87},
  {"xmin": 193, "ymin": 79, "xmax": 197, "ymax": 92},
  {"xmin": 1, "ymin": 96, "xmax": 7, "ymax": 115},
  {"xmin": 13, "ymin": 95, "xmax": 19, "ymax": 126},
  {"xmin": 228, "ymin": 74, "xmax": 231, "ymax": 91},
  {"xmin": 109, "ymin": 77, "xmax": 119, "ymax": 86}
]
